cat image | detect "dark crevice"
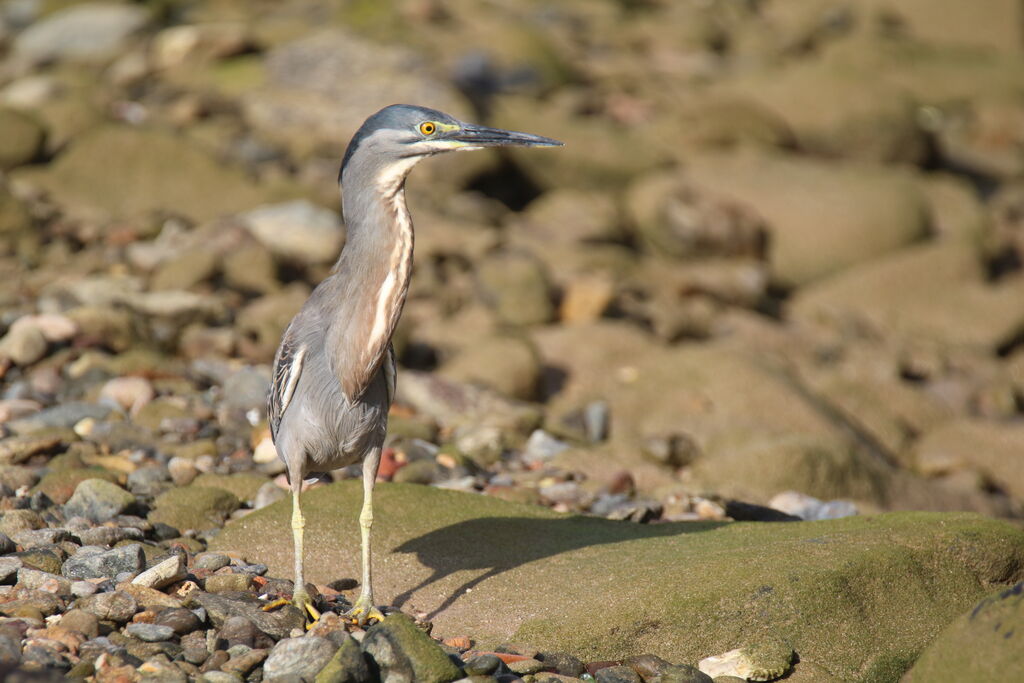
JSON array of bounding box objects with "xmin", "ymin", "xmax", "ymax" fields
[{"xmin": 464, "ymin": 159, "xmax": 545, "ymax": 211}]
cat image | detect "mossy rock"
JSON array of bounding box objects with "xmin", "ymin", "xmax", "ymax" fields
[
  {"xmin": 34, "ymin": 467, "xmax": 118, "ymax": 505},
  {"xmin": 12, "ymin": 125, "xmax": 262, "ymax": 223},
  {"xmin": 191, "ymin": 473, "xmax": 270, "ymax": 503},
  {"xmin": 0, "ymin": 108, "xmax": 46, "ymax": 169},
  {"xmin": 212, "ymin": 482, "xmax": 1024, "ymax": 682},
  {"xmin": 904, "ymin": 582, "xmax": 1024, "ymax": 681},
  {"xmin": 149, "ymin": 486, "xmax": 239, "ymax": 531}
]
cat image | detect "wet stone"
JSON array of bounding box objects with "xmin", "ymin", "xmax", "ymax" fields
[
  {"xmin": 15, "ymin": 548, "xmax": 63, "ymax": 574},
  {"xmin": 75, "ymin": 526, "xmax": 144, "ymax": 547},
  {"xmin": 205, "ymin": 572, "xmax": 254, "ymax": 593},
  {"xmin": 464, "ymin": 653, "xmax": 502, "ymax": 675},
  {"xmin": 77, "ymin": 590, "xmax": 139, "ymax": 623},
  {"xmin": 313, "ymin": 635, "xmax": 370, "ymax": 682},
  {"xmin": 64, "ymin": 479, "xmax": 136, "ymax": 523},
  {"xmin": 540, "ymin": 651, "xmax": 586, "ymax": 677},
  {"xmin": 0, "ymin": 557, "xmax": 23, "ymax": 582},
  {"xmin": 193, "ymin": 552, "xmax": 231, "ymax": 572},
  {"xmin": 0, "ymin": 509, "xmax": 45, "ymax": 536},
  {"xmin": 0, "ymin": 532, "xmax": 15, "ymax": 555},
  {"xmin": 595, "ymin": 665, "xmax": 642, "ymax": 683},
  {"xmin": 155, "ymin": 607, "xmax": 203, "ymax": 636},
  {"xmin": 62, "ymin": 543, "xmax": 145, "ymax": 579},
  {"xmin": 217, "ymin": 615, "xmax": 257, "ymax": 649},
  {"xmin": 16, "ymin": 567, "xmax": 72, "ymax": 594},
  {"xmin": 192, "ymin": 591, "xmax": 303, "ymax": 640},
  {"xmin": 262, "ymin": 635, "xmax": 337, "ymax": 681},
  {"xmin": 127, "ymin": 622, "xmax": 176, "ymax": 642},
  {"xmin": 11, "ymin": 528, "xmax": 74, "ymax": 548},
  {"xmin": 60, "ymin": 609, "xmax": 99, "ymax": 638}
]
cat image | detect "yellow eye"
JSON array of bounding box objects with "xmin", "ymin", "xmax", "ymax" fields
[{"xmin": 419, "ymin": 122, "xmax": 436, "ymax": 136}]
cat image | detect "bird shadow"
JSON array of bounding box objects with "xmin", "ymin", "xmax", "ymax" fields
[{"xmin": 390, "ymin": 515, "xmax": 725, "ymax": 619}]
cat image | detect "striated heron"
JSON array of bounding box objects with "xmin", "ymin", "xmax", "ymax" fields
[{"xmin": 263, "ymin": 104, "xmax": 561, "ymax": 624}]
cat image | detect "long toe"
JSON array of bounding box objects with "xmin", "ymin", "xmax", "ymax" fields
[
  {"xmin": 343, "ymin": 597, "xmax": 385, "ymax": 626},
  {"xmin": 263, "ymin": 590, "xmax": 321, "ymax": 626}
]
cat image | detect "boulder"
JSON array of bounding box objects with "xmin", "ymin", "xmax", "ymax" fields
[
  {"xmin": 912, "ymin": 419, "xmax": 1024, "ymax": 500},
  {"xmin": 707, "ymin": 63, "xmax": 927, "ymax": 163},
  {"xmin": 149, "ymin": 486, "xmax": 240, "ymax": 532},
  {"xmin": 362, "ymin": 613, "xmax": 463, "ymax": 683},
  {"xmin": 683, "ymin": 152, "xmax": 929, "ymax": 287},
  {"xmin": 0, "ymin": 108, "xmax": 46, "ymax": 169},
  {"xmin": 904, "ymin": 583, "xmax": 1024, "ymax": 681},
  {"xmin": 790, "ymin": 241, "xmax": 1024, "ymax": 351},
  {"xmin": 213, "ymin": 482, "xmax": 1024, "ymax": 682}
]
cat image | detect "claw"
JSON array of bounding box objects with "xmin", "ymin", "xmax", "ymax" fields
[
  {"xmin": 343, "ymin": 597, "xmax": 385, "ymax": 626},
  {"xmin": 262, "ymin": 590, "xmax": 321, "ymax": 625}
]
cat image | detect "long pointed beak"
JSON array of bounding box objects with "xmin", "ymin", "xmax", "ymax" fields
[{"xmin": 448, "ymin": 123, "xmax": 563, "ymax": 148}]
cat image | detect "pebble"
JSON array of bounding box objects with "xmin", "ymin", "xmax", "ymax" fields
[
  {"xmin": 75, "ymin": 526, "xmax": 144, "ymax": 546},
  {"xmin": 126, "ymin": 622, "xmax": 176, "ymax": 642},
  {"xmin": 77, "ymin": 591, "xmax": 139, "ymax": 623},
  {"xmin": 62, "ymin": 544, "xmax": 145, "ymax": 580},
  {"xmin": 768, "ymin": 491, "xmax": 858, "ymax": 521},
  {"xmin": 0, "ymin": 557, "xmax": 24, "ymax": 582},
  {"xmin": 522, "ymin": 429, "xmax": 571, "ymax": 465},
  {"xmin": 132, "ymin": 554, "xmax": 187, "ymax": 589},
  {"xmin": 155, "ymin": 607, "xmax": 203, "ymax": 635},
  {"xmin": 594, "ymin": 665, "xmax": 642, "ymax": 683},
  {"xmin": 205, "ymin": 573, "xmax": 255, "ymax": 593},
  {"xmin": 63, "ymin": 479, "xmax": 136, "ymax": 523},
  {"xmin": 194, "ymin": 552, "xmax": 231, "ymax": 572},
  {"xmin": 99, "ymin": 376, "xmax": 155, "ymax": 415}
]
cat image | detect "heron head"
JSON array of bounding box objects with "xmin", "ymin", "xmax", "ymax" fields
[{"xmin": 340, "ymin": 104, "xmax": 562, "ymax": 186}]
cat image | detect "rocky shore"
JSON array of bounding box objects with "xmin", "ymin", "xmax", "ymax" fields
[{"xmin": 1, "ymin": 1, "xmax": 1023, "ymax": 681}]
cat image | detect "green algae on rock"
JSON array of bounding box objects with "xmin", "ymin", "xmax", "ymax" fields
[
  {"xmin": 211, "ymin": 482, "xmax": 1024, "ymax": 682},
  {"xmin": 904, "ymin": 582, "xmax": 1024, "ymax": 682},
  {"xmin": 149, "ymin": 486, "xmax": 240, "ymax": 532}
]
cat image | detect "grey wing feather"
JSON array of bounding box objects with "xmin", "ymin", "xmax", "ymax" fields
[
  {"xmin": 383, "ymin": 343, "xmax": 397, "ymax": 406},
  {"xmin": 268, "ymin": 324, "xmax": 306, "ymax": 442}
]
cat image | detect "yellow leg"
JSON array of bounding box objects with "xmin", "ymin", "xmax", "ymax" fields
[
  {"xmin": 264, "ymin": 484, "xmax": 320, "ymax": 622},
  {"xmin": 344, "ymin": 448, "xmax": 385, "ymax": 625}
]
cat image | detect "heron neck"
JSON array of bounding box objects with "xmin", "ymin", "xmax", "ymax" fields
[{"xmin": 326, "ymin": 165, "xmax": 415, "ymax": 395}]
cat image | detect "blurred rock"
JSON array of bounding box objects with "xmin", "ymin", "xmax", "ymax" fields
[
  {"xmin": 476, "ymin": 250, "xmax": 554, "ymax": 326},
  {"xmin": 239, "ymin": 200, "xmax": 344, "ymax": 266},
  {"xmin": 12, "ymin": 3, "xmax": 149, "ymax": 66},
  {"xmin": 769, "ymin": 491, "xmax": 858, "ymax": 521},
  {"xmin": 625, "ymin": 173, "xmax": 765, "ymax": 260},
  {"xmin": 64, "ymin": 479, "xmax": 135, "ymax": 523},
  {"xmin": 684, "ymin": 152, "xmax": 930, "ymax": 287},
  {"xmin": 710, "ymin": 62, "xmax": 927, "ymax": 163},
  {"xmin": 222, "ymin": 243, "xmax": 279, "ymax": 294},
  {"xmin": 13, "ymin": 126, "xmax": 262, "ymax": 223},
  {"xmin": 0, "ymin": 108, "xmax": 45, "ymax": 169},
  {"xmin": 913, "ymin": 419, "xmax": 1024, "ymax": 500},
  {"xmin": 0, "ymin": 323, "xmax": 47, "ymax": 366},
  {"xmin": 99, "ymin": 376, "xmax": 155, "ymax": 416},
  {"xmin": 440, "ymin": 335, "xmax": 540, "ymax": 401},
  {"xmin": 243, "ymin": 29, "xmax": 466, "ymax": 160},
  {"xmin": 152, "ymin": 23, "xmax": 251, "ymax": 70},
  {"xmin": 791, "ymin": 242, "xmax": 1024, "ymax": 351},
  {"xmin": 150, "ymin": 247, "xmax": 220, "ymax": 291}
]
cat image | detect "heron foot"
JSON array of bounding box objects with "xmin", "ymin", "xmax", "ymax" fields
[
  {"xmin": 343, "ymin": 595, "xmax": 385, "ymax": 626},
  {"xmin": 262, "ymin": 587, "xmax": 321, "ymax": 625}
]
